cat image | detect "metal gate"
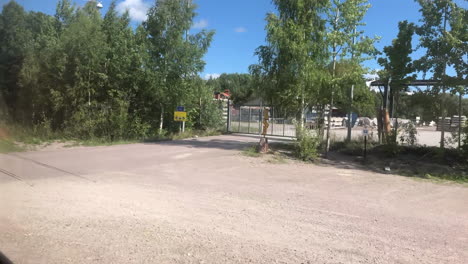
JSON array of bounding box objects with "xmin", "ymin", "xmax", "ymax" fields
[{"xmin": 227, "ymin": 105, "xmax": 296, "ymax": 137}]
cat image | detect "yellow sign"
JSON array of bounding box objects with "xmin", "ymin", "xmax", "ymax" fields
[{"xmin": 174, "ymin": 111, "xmax": 187, "ymax": 122}]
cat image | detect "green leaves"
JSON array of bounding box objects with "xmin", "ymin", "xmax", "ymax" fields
[
  {"xmin": 378, "ymin": 20, "xmax": 416, "ymax": 88},
  {"xmin": 1, "ymin": 0, "xmax": 216, "ymax": 139},
  {"xmin": 207, "ymin": 73, "xmax": 254, "ymax": 105},
  {"xmin": 251, "ymin": 0, "xmax": 378, "ymax": 120},
  {"xmin": 415, "ymin": 0, "xmax": 467, "ymax": 83},
  {"xmin": 144, "ymin": 0, "xmax": 214, "ymax": 115},
  {"xmin": 251, "ymin": 0, "xmax": 329, "ymax": 114}
]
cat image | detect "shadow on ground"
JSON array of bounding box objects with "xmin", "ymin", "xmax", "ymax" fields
[
  {"xmin": 143, "ymin": 133, "xmax": 293, "ymax": 151},
  {"xmin": 145, "ymin": 135, "xmax": 391, "ymax": 177},
  {"xmin": 0, "ymin": 251, "xmax": 13, "ymax": 264},
  {"xmin": 146, "ymin": 138, "xmax": 255, "ymax": 151}
]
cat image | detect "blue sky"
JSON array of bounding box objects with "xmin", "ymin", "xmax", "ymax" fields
[{"xmin": 4, "ymin": 0, "xmax": 468, "ymax": 79}]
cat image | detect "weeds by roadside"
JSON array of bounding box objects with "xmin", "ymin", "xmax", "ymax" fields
[
  {"xmin": 170, "ymin": 129, "xmax": 221, "ymax": 141},
  {"xmin": 242, "ymin": 145, "xmax": 261, "ymax": 157},
  {"xmin": 329, "ymin": 140, "xmax": 468, "ymax": 183},
  {"xmin": 0, "ymin": 122, "xmax": 224, "ymax": 153},
  {"xmin": 267, "ymin": 153, "xmax": 288, "ymax": 164},
  {"xmin": 240, "ymin": 138, "xmax": 467, "ymax": 184},
  {"xmin": 0, "ymin": 139, "xmax": 25, "ymax": 153},
  {"xmin": 241, "ymin": 143, "xmax": 289, "ymax": 164}
]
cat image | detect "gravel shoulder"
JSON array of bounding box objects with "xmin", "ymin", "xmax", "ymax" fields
[{"xmin": 0, "ymin": 135, "xmax": 467, "ymax": 264}]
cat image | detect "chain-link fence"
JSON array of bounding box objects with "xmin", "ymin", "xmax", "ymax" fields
[{"xmin": 228, "ymin": 106, "xmax": 296, "ymax": 137}]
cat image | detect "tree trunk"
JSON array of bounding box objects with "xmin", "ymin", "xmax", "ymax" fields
[
  {"xmin": 393, "ymin": 91, "xmax": 399, "ymax": 144},
  {"xmin": 381, "ymin": 80, "xmax": 392, "ymax": 143},
  {"xmin": 326, "ymin": 94, "xmax": 333, "ymax": 153},
  {"xmin": 440, "ymin": 2, "xmax": 448, "ymax": 149},
  {"xmin": 159, "ymin": 105, "xmax": 164, "ymax": 135},
  {"xmin": 317, "ymin": 105, "xmax": 326, "ymax": 142},
  {"xmin": 326, "ymin": 7, "xmax": 339, "ymax": 153},
  {"xmin": 347, "ymin": 84, "xmax": 354, "ymax": 142},
  {"xmin": 377, "ymin": 106, "xmax": 383, "ymax": 144},
  {"xmin": 300, "ymin": 91, "xmax": 305, "ymax": 128},
  {"xmin": 440, "ymin": 88, "xmax": 446, "ymax": 148},
  {"xmin": 347, "ymin": 27, "xmax": 357, "ymax": 142},
  {"xmin": 459, "ymin": 91, "xmax": 462, "ymax": 149},
  {"xmin": 199, "ymin": 96, "xmax": 202, "ymax": 128}
]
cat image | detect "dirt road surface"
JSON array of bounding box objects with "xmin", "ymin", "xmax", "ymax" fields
[{"xmin": 1, "ymin": 135, "xmax": 467, "ymax": 264}]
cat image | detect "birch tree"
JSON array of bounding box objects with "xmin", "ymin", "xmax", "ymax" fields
[
  {"xmin": 250, "ymin": 0, "xmax": 329, "ymax": 127},
  {"xmin": 144, "ymin": 0, "xmax": 214, "ymax": 133},
  {"xmin": 325, "ymin": 0, "xmax": 378, "ymax": 147}
]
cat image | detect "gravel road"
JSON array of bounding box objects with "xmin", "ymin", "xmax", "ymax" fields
[{"xmin": 0, "ymin": 135, "xmax": 467, "ymax": 264}]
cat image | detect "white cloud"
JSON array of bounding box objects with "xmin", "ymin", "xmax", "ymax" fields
[
  {"xmin": 234, "ymin": 27, "xmax": 247, "ymax": 33},
  {"xmin": 203, "ymin": 73, "xmax": 221, "ymax": 80},
  {"xmin": 116, "ymin": 0, "xmax": 150, "ymax": 22},
  {"xmin": 193, "ymin": 19, "xmax": 209, "ymax": 29}
]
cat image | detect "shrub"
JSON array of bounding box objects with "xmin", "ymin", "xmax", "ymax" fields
[
  {"xmin": 461, "ymin": 126, "xmax": 468, "ymax": 158},
  {"xmin": 399, "ymin": 122, "xmax": 418, "ymax": 146},
  {"xmin": 198, "ymin": 100, "xmax": 225, "ymax": 131},
  {"xmin": 295, "ymin": 125, "xmax": 320, "ymax": 161}
]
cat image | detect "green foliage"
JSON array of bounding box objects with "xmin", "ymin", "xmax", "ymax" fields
[
  {"xmin": 414, "ymin": 0, "xmax": 467, "ymax": 148},
  {"xmin": 399, "ymin": 122, "xmax": 418, "ymax": 146},
  {"xmin": 0, "ymin": 139, "xmax": 25, "ymax": 153},
  {"xmin": 378, "ymin": 21, "xmax": 416, "ymax": 84},
  {"xmin": 415, "ymin": 0, "xmax": 466, "ymax": 81},
  {"xmin": 250, "ymin": 0, "xmax": 330, "ymax": 115},
  {"xmin": 242, "ymin": 145, "xmax": 261, "ymax": 157},
  {"xmin": 325, "ymin": 0, "xmax": 378, "ymax": 145},
  {"xmin": 396, "ymin": 91, "xmax": 468, "ymax": 122},
  {"xmin": 169, "ymin": 129, "xmax": 221, "ymax": 141},
  {"xmin": 332, "ymin": 60, "xmax": 376, "ymax": 116},
  {"xmin": 0, "ymin": 0, "xmax": 218, "ymax": 142},
  {"xmin": 295, "ymin": 125, "xmax": 320, "ymax": 161},
  {"xmin": 207, "ymin": 73, "xmax": 254, "ymax": 105},
  {"xmin": 0, "ymin": 1, "xmax": 30, "ymax": 119},
  {"xmin": 330, "ymin": 137, "xmax": 379, "ymax": 156},
  {"xmin": 198, "ymin": 100, "xmax": 224, "ymax": 130},
  {"xmin": 462, "ymin": 126, "xmax": 468, "ymax": 156},
  {"xmin": 144, "ymin": 0, "xmax": 214, "ymax": 131},
  {"xmin": 377, "ymin": 20, "xmax": 416, "ymax": 116}
]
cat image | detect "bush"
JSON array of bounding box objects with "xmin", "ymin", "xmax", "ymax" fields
[
  {"xmin": 399, "ymin": 122, "xmax": 418, "ymax": 146},
  {"xmin": 461, "ymin": 126, "xmax": 468, "ymax": 158},
  {"xmin": 331, "ymin": 140, "xmax": 364, "ymax": 156},
  {"xmin": 199, "ymin": 100, "xmax": 225, "ymax": 131},
  {"xmin": 295, "ymin": 125, "xmax": 320, "ymax": 161}
]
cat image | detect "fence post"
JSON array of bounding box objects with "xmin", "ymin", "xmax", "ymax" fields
[
  {"xmin": 283, "ymin": 118, "xmax": 286, "ymax": 136},
  {"xmin": 248, "ymin": 107, "xmax": 251, "ymax": 134},
  {"xmin": 271, "ymin": 107, "xmax": 274, "ymax": 135},
  {"xmin": 226, "ymin": 100, "xmax": 230, "ymax": 132},
  {"xmin": 258, "ymin": 108, "xmax": 262, "ymax": 135},
  {"xmin": 238, "ymin": 107, "xmax": 241, "ymax": 133}
]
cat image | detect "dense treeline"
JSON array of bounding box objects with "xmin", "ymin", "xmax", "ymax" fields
[
  {"xmin": 206, "ymin": 73, "xmax": 254, "ymax": 105},
  {"xmin": 0, "ymin": 0, "xmax": 221, "ymax": 140}
]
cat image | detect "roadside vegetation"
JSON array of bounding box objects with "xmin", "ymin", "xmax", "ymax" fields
[
  {"xmin": 0, "ymin": 122, "xmax": 222, "ymax": 153},
  {"xmin": 0, "ymin": 0, "xmax": 224, "ymax": 148},
  {"xmin": 241, "ymin": 0, "xmax": 467, "ymax": 183},
  {"xmin": 242, "ymin": 137, "xmax": 467, "ymax": 183}
]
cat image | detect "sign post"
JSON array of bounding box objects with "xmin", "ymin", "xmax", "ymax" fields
[
  {"xmin": 363, "ymin": 128, "xmax": 369, "ymax": 160},
  {"xmin": 174, "ymin": 106, "xmax": 187, "ymax": 133}
]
